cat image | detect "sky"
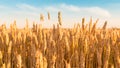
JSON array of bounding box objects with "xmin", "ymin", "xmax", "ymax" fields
[{"xmin": 0, "ymin": 0, "xmax": 120, "ymax": 28}]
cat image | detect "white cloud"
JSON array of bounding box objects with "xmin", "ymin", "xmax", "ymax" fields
[
  {"xmin": 43, "ymin": 4, "xmax": 111, "ymax": 17},
  {"xmin": 60, "ymin": 4, "xmax": 80, "ymax": 12},
  {"xmin": 84, "ymin": 7, "xmax": 111, "ymax": 17},
  {"xmin": 16, "ymin": 3, "xmax": 41, "ymax": 12},
  {"xmin": 108, "ymin": 3, "xmax": 120, "ymax": 8},
  {"xmin": 0, "ymin": 5, "xmax": 7, "ymax": 9},
  {"xmin": 14, "ymin": 3, "xmax": 111, "ymax": 18},
  {"xmin": 0, "ymin": 5, "xmax": 10, "ymax": 11},
  {"xmin": 44, "ymin": 6, "xmax": 59, "ymax": 12},
  {"xmin": 62, "ymin": 4, "xmax": 111, "ymax": 17}
]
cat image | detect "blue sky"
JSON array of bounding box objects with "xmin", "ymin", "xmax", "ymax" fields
[
  {"xmin": 0, "ymin": 0, "xmax": 119, "ymax": 6},
  {"xmin": 0, "ymin": 0, "xmax": 120, "ymax": 28}
]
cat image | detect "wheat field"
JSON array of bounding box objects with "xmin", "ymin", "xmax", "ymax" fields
[{"xmin": 0, "ymin": 12, "xmax": 120, "ymax": 68}]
